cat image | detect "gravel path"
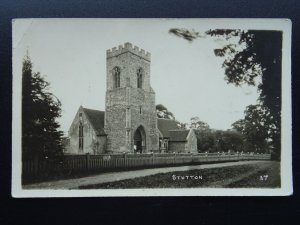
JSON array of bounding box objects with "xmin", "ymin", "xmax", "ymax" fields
[{"xmin": 23, "ymin": 160, "xmax": 267, "ymax": 190}]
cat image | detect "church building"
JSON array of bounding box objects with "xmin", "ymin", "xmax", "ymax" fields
[{"xmin": 67, "ymin": 43, "xmax": 197, "ymax": 154}]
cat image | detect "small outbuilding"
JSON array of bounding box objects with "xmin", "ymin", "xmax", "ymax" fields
[
  {"xmin": 157, "ymin": 118, "xmax": 198, "ymax": 153},
  {"xmin": 168, "ymin": 129, "xmax": 198, "ymax": 153}
]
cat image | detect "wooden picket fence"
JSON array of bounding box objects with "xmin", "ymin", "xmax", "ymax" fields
[{"xmin": 22, "ymin": 152, "xmax": 271, "ymax": 178}]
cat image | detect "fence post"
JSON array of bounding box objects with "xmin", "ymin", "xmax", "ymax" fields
[
  {"xmin": 124, "ymin": 153, "xmax": 127, "ymax": 167},
  {"xmin": 152, "ymin": 153, "xmax": 154, "ymax": 166},
  {"xmin": 86, "ymin": 153, "xmax": 90, "ymax": 171},
  {"xmin": 34, "ymin": 157, "xmax": 39, "ymax": 176},
  {"xmin": 173, "ymin": 153, "xmax": 176, "ymax": 165}
]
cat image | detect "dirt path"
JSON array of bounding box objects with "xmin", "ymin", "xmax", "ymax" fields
[{"xmin": 23, "ymin": 160, "xmax": 268, "ymax": 190}]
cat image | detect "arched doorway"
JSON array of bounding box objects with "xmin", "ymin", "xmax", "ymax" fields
[{"xmin": 134, "ymin": 126, "xmax": 146, "ymax": 153}]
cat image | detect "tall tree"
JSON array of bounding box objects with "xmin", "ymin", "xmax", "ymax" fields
[
  {"xmin": 156, "ymin": 104, "xmax": 175, "ymax": 120},
  {"xmin": 220, "ymin": 130, "xmax": 244, "ymax": 152},
  {"xmin": 169, "ymin": 28, "xmax": 282, "ymax": 157},
  {"xmin": 196, "ymin": 130, "xmax": 215, "ymax": 152},
  {"xmin": 232, "ymin": 104, "xmax": 275, "ymax": 153},
  {"xmin": 190, "ymin": 116, "xmax": 210, "ymax": 131},
  {"xmin": 22, "ymin": 54, "xmax": 63, "ymax": 160},
  {"xmin": 156, "ymin": 104, "xmax": 186, "ymax": 129}
]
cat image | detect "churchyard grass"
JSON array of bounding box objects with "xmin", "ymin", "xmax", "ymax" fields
[{"xmin": 79, "ymin": 161, "xmax": 280, "ymax": 189}]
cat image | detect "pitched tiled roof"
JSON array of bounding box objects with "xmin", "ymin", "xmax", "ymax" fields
[
  {"xmin": 157, "ymin": 118, "xmax": 179, "ymax": 138},
  {"xmin": 82, "ymin": 108, "xmax": 106, "ymax": 136},
  {"xmin": 169, "ymin": 130, "xmax": 190, "ymax": 142}
]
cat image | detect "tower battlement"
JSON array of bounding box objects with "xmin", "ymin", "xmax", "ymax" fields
[{"xmin": 106, "ymin": 42, "xmax": 151, "ymax": 61}]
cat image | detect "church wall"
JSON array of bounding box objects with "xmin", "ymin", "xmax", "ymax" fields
[
  {"xmin": 106, "ymin": 43, "xmax": 151, "ymax": 91},
  {"xmin": 97, "ymin": 136, "xmax": 107, "ymax": 154},
  {"xmin": 105, "ymin": 88, "xmax": 128, "ymax": 152},
  {"xmin": 105, "ymin": 104, "xmax": 127, "ymax": 152},
  {"xmin": 168, "ymin": 131, "xmax": 198, "ymax": 153},
  {"xmin": 68, "ymin": 107, "xmax": 106, "ymax": 155},
  {"xmin": 186, "ymin": 130, "xmax": 198, "ymax": 153},
  {"xmin": 168, "ymin": 142, "xmax": 186, "ymax": 153},
  {"xmin": 105, "ymin": 43, "xmax": 159, "ymax": 153},
  {"xmin": 129, "ymin": 89, "xmax": 159, "ymax": 152}
]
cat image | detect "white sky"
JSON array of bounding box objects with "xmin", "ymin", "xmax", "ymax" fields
[{"xmin": 13, "ymin": 19, "xmax": 260, "ymax": 135}]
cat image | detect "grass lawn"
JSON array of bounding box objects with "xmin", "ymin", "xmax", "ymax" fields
[{"xmin": 79, "ymin": 161, "xmax": 280, "ymax": 189}]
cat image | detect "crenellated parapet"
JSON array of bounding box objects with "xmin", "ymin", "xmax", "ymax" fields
[{"xmin": 106, "ymin": 42, "xmax": 151, "ymax": 61}]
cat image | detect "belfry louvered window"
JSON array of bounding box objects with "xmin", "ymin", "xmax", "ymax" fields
[
  {"xmin": 113, "ymin": 67, "xmax": 120, "ymax": 88},
  {"xmin": 137, "ymin": 68, "xmax": 143, "ymax": 89}
]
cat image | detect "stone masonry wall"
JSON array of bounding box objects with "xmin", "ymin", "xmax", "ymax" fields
[
  {"xmin": 68, "ymin": 107, "xmax": 106, "ymax": 154},
  {"xmin": 129, "ymin": 89, "xmax": 159, "ymax": 152},
  {"xmin": 186, "ymin": 130, "xmax": 198, "ymax": 153},
  {"xmin": 106, "ymin": 48, "xmax": 151, "ymax": 92},
  {"xmin": 168, "ymin": 130, "xmax": 197, "ymax": 153},
  {"xmin": 168, "ymin": 142, "xmax": 187, "ymax": 153},
  {"xmin": 105, "ymin": 43, "xmax": 159, "ymax": 153},
  {"xmin": 105, "ymin": 103, "xmax": 127, "ymax": 152}
]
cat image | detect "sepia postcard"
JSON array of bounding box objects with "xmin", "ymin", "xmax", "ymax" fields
[{"xmin": 12, "ymin": 18, "xmax": 292, "ymax": 197}]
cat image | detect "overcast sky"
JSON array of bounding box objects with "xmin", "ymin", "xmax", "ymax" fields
[{"xmin": 13, "ymin": 19, "xmax": 261, "ymax": 135}]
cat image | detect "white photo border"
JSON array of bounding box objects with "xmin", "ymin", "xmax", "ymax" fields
[{"xmin": 12, "ymin": 18, "xmax": 292, "ymax": 197}]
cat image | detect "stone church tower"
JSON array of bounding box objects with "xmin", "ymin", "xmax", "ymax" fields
[{"xmin": 104, "ymin": 42, "xmax": 159, "ymax": 153}]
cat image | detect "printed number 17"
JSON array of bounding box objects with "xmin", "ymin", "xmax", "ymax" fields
[{"xmin": 259, "ymin": 175, "xmax": 268, "ymax": 181}]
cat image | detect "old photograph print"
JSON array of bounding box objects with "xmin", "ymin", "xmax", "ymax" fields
[{"xmin": 12, "ymin": 19, "xmax": 292, "ymax": 197}]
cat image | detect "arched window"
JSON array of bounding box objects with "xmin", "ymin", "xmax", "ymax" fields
[
  {"xmin": 79, "ymin": 122, "xmax": 84, "ymax": 152},
  {"xmin": 113, "ymin": 67, "xmax": 120, "ymax": 88},
  {"xmin": 137, "ymin": 68, "xmax": 143, "ymax": 89}
]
